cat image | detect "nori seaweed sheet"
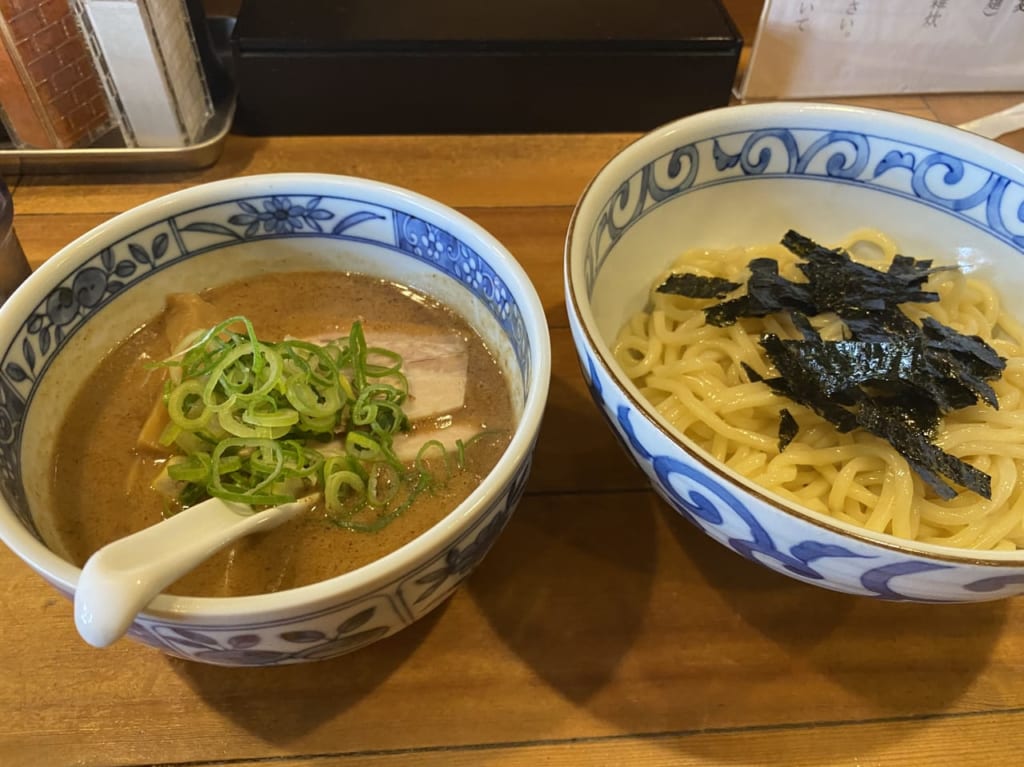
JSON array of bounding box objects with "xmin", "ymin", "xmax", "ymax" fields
[
  {"xmin": 657, "ymin": 273, "xmax": 740, "ymax": 299},
  {"xmin": 778, "ymin": 408, "xmax": 798, "ymax": 452},
  {"xmin": 705, "ymin": 258, "xmax": 816, "ymax": 326},
  {"xmin": 661, "ymin": 230, "xmax": 1006, "ymax": 499}
]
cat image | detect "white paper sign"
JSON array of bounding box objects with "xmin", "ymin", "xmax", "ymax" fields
[{"xmin": 740, "ymin": 1, "xmax": 1024, "ymax": 100}]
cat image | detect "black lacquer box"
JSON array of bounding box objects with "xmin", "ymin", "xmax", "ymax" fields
[{"xmin": 231, "ymin": 0, "xmax": 742, "ymax": 135}]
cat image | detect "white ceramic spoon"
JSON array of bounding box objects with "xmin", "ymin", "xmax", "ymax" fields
[{"xmin": 74, "ymin": 494, "xmax": 318, "ymax": 648}]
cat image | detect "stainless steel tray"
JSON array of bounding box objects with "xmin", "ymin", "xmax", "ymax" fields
[
  {"xmin": 0, "ymin": 14, "xmax": 237, "ymax": 176},
  {"xmin": 0, "ymin": 92, "xmax": 235, "ymax": 176}
]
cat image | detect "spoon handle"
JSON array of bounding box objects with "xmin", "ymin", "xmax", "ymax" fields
[{"xmin": 74, "ymin": 495, "xmax": 315, "ymax": 648}]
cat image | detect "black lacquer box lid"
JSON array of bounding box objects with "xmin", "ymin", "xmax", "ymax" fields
[{"xmin": 232, "ymin": 0, "xmax": 742, "ymax": 134}]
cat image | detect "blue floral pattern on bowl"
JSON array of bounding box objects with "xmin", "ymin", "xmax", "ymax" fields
[
  {"xmin": 0, "ymin": 193, "xmax": 528, "ymax": 540},
  {"xmin": 122, "ymin": 458, "xmax": 531, "ymax": 666},
  {"xmin": 0, "ymin": 177, "xmax": 546, "ymax": 664}
]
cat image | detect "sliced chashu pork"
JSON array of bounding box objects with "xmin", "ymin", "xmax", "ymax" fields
[
  {"xmin": 138, "ymin": 295, "xmax": 470, "ymax": 454},
  {"xmin": 300, "ymin": 325, "xmax": 468, "ymax": 423},
  {"xmin": 364, "ymin": 329, "xmax": 467, "ymax": 422}
]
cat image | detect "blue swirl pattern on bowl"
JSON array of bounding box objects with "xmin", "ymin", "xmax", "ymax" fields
[
  {"xmin": 569, "ymin": 110, "xmax": 1024, "ymax": 603},
  {"xmin": 583, "ymin": 126, "xmax": 1024, "ymax": 296}
]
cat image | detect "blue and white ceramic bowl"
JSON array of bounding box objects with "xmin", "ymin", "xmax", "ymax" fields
[
  {"xmin": 565, "ymin": 102, "xmax": 1024, "ymax": 603},
  {"xmin": 0, "ymin": 173, "xmax": 550, "ymax": 664}
]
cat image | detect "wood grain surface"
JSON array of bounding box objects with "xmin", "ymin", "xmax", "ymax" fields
[{"xmin": 2, "ymin": 88, "xmax": 1024, "ymax": 767}]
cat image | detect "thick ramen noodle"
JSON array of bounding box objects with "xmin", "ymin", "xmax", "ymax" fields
[
  {"xmin": 50, "ymin": 271, "xmax": 515, "ymax": 596},
  {"xmin": 614, "ymin": 230, "xmax": 1024, "ymax": 551}
]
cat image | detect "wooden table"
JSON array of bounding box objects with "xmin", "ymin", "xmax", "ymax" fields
[{"xmin": 2, "ymin": 93, "xmax": 1024, "ymax": 767}]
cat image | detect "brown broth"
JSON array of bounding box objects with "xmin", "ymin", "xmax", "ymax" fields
[{"xmin": 50, "ymin": 271, "xmax": 514, "ymax": 597}]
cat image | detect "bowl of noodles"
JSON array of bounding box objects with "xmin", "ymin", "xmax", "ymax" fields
[
  {"xmin": 0, "ymin": 173, "xmax": 550, "ymax": 664},
  {"xmin": 565, "ymin": 102, "xmax": 1024, "ymax": 602}
]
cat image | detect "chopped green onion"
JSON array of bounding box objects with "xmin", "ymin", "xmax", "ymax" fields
[
  {"xmin": 416, "ymin": 439, "xmax": 450, "ymax": 484},
  {"xmin": 166, "ymin": 379, "xmax": 210, "ymax": 430},
  {"xmin": 324, "ymin": 468, "xmax": 366, "ymax": 513},
  {"xmin": 151, "ymin": 315, "xmax": 504, "ymax": 531},
  {"xmin": 167, "ymin": 454, "xmax": 210, "ymax": 484}
]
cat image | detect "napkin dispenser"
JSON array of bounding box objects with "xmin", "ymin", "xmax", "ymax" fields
[{"xmin": 231, "ymin": 0, "xmax": 742, "ymax": 134}]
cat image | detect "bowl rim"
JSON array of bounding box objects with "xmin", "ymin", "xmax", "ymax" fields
[
  {"xmin": 564, "ymin": 101, "xmax": 1024, "ymax": 567},
  {"xmin": 0, "ymin": 172, "xmax": 552, "ymax": 620}
]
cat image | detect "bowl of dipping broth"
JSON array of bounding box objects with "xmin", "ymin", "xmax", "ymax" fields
[
  {"xmin": 565, "ymin": 102, "xmax": 1024, "ymax": 602},
  {"xmin": 0, "ymin": 173, "xmax": 550, "ymax": 665}
]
